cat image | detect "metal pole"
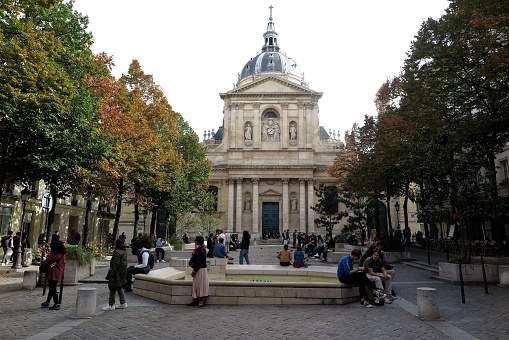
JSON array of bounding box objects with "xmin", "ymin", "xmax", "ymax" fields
[
  {"xmin": 459, "ymin": 261, "xmax": 466, "ymax": 304},
  {"xmin": 480, "ymin": 252, "xmax": 488, "ymax": 294}
]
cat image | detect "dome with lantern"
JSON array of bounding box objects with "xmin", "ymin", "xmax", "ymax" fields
[{"xmin": 238, "ymin": 6, "xmax": 306, "ymax": 87}]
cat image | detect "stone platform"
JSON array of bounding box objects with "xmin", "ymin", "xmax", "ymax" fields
[{"xmin": 133, "ymin": 259, "xmax": 358, "ymax": 305}]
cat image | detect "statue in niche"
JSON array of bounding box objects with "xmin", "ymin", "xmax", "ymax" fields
[
  {"xmin": 244, "ymin": 124, "xmax": 252, "ymax": 140},
  {"xmin": 244, "ymin": 195, "xmax": 251, "ymax": 211},
  {"xmin": 289, "ymin": 124, "xmax": 297, "ymax": 140},
  {"xmin": 290, "ymin": 196, "xmax": 298, "ymax": 211}
]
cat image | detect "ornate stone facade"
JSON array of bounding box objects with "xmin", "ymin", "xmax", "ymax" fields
[{"xmin": 204, "ymin": 9, "xmax": 339, "ymax": 239}]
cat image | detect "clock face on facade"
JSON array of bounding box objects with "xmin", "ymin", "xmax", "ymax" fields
[{"xmin": 267, "ymin": 127, "xmax": 275, "ymax": 135}]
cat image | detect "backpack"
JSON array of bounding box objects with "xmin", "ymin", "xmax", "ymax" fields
[{"xmin": 140, "ymin": 250, "xmax": 155, "ymax": 271}]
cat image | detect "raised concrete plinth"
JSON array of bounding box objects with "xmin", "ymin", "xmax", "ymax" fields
[
  {"xmin": 499, "ymin": 265, "xmax": 509, "ymax": 286},
  {"xmin": 133, "ymin": 260, "xmax": 358, "ymax": 305},
  {"xmin": 22, "ymin": 270, "xmax": 38, "ymax": 289},
  {"xmin": 439, "ymin": 262, "xmax": 499, "ymax": 284},
  {"xmin": 417, "ymin": 287, "xmax": 440, "ymax": 319},
  {"xmin": 75, "ymin": 287, "xmax": 97, "ymax": 318}
]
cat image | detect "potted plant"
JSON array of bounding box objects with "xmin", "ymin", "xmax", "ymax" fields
[
  {"xmin": 169, "ymin": 236, "xmax": 185, "ymax": 251},
  {"xmin": 64, "ymin": 246, "xmax": 95, "ymax": 284}
]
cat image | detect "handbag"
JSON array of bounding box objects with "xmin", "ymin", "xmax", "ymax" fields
[
  {"xmin": 41, "ymin": 261, "xmax": 57, "ymax": 273},
  {"xmin": 105, "ymin": 269, "xmax": 112, "ymax": 280},
  {"xmin": 40, "ymin": 254, "xmax": 63, "ymax": 274}
]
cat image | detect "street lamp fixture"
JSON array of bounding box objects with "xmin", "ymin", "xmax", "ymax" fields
[
  {"xmin": 142, "ymin": 209, "xmax": 148, "ymax": 235},
  {"xmin": 13, "ymin": 188, "xmax": 30, "ymax": 269}
]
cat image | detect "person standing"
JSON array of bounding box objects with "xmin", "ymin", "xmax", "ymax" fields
[
  {"xmin": 41, "ymin": 240, "xmax": 66, "ymax": 310},
  {"xmin": 103, "ymin": 239, "xmax": 128, "ymax": 310},
  {"xmin": 11, "ymin": 232, "xmax": 21, "ymax": 263},
  {"xmin": 1, "ymin": 230, "xmax": 13, "ymax": 265},
  {"xmin": 239, "ymin": 230, "xmax": 251, "ymax": 265},
  {"xmin": 187, "ymin": 235, "xmax": 209, "ymax": 307}
]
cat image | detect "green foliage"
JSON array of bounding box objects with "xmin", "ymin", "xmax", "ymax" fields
[
  {"xmin": 449, "ymin": 253, "xmax": 471, "ymax": 265},
  {"xmin": 311, "ymin": 184, "xmax": 344, "ymax": 237},
  {"xmin": 169, "ymin": 236, "xmax": 185, "ymax": 246},
  {"xmin": 65, "ymin": 246, "xmax": 94, "ymax": 266},
  {"xmin": 379, "ymin": 234, "xmax": 405, "ymax": 252},
  {"xmin": 130, "ymin": 234, "xmax": 154, "ymax": 250}
]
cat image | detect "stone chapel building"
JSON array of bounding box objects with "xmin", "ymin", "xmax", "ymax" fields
[{"xmin": 203, "ymin": 8, "xmax": 341, "ymax": 239}]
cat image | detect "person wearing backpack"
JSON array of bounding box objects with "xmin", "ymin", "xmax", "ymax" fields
[{"xmin": 124, "ymin": 246, "xmax": 152, "ymax": 292}]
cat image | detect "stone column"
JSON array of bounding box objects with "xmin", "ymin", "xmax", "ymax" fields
[
  {"xmin": 252, "ymin": 102, "xmax": 261, "ymax": 149},
  {"xmin": 281, "ymin": 102, "xmax": 289, "ymax": 149},
  {"xmin": 237, "ymin": 103, "xmax": 245, "ymax": 149},
  {"xmin": 299, "ymin": 178, "xmax": 306, "ymax": 233},
  {"xmin": 228, "ymin": 179, "xmax": 234, "ymax": 231},
  {"xmin": 252, "ymin": 178, "xmax": 259, "ymax": 235},
  {"xmin": 236, "ymin": 178, "xmax": 243, "ymax": 233},
  {"xmin": 297, "ymin": 102, "xmax": 305, "ymax": 149},
  {"xmin": 229, "ymin": 103, "xmax": 237, "ymax": 148},
  {"xmin": 282, "ymin": 178, "xmax": 289, "ymax": 231},
  {"xmin": 307, "ymin": 179, "xmax": 315, "ymax": 233}
]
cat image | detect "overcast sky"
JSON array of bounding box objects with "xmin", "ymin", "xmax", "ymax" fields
[{"xmin": 73, "ymin": 0, "xmax": 449, "ymax": 142}]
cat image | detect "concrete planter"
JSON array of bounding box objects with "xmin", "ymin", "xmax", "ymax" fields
[
  {"xmin": 438, "ymin": 262, "xmax": 499, "ymax": 284},
  {"xmin": 499, "ymin": 265, "xmax": 509, "ymax": 286},
  {"xmin": 383, "ymin": 252, "xmax": 412, "ymax": 264},
  {"xmin": 64, "ymin": 259, "xmax": 95, "ymax": 284}
]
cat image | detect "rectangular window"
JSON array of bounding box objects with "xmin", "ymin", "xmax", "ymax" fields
[
  {"xmin": 501, "ymin": 159, "xmax": 509, "ymax": 180},
  {"xmin": 0, "ymin": 206, "xmax": 12, "ymax": 234}
]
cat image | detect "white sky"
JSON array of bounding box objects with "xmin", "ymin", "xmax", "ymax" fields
[{"xmin": 72, "ymin": 0, "xmax": 449, "ymax": 142}]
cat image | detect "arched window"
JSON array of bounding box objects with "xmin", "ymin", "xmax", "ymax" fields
[{"xmin": 264, "ymin": 111, "xmax": 277, "ymax": 118}]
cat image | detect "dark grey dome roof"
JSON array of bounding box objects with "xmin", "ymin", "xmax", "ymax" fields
[{"xmin": 239, "ymin": 7, "xmax": 303, "ymax": 82}]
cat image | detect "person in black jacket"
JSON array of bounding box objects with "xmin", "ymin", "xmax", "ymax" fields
[
  {"xmin": 187, "ymin": 235, "xmax": 209, "ymax": 307},
  {"xmin": 239, "ymin": 230, "xmax": 251, "ymax": 265}
]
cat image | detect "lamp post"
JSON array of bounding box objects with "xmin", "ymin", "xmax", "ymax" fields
[
  {"xmin": 142, "ymin": 209, "xmax": 148, "ymax": 235},
  {"xmin": 12, "ymin": 188, "xmax": 30, "ymax": 269},
  {"xmin": 395, "ymin": 201, "xmax": 400, "ymax": 229}
]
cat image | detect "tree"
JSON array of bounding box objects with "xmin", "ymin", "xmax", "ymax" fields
[{"xmin": 311, "ymin": 184, "xmax": 344, "ymax": 238}]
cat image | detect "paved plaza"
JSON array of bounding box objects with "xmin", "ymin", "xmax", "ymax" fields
[{"xmin": 0, "ymin": 245, "xmax": 508, "ymax": 340}]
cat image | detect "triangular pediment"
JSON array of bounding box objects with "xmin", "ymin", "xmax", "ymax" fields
[
  {"xmin": 229, "ymin": 75, "xmax": 314, "ymax": 95},
  {"xmin": 260, "ymin": 188, "xmax": 282, "ymax": 196}
]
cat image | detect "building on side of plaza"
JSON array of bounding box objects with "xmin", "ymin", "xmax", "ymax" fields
[{"xmin": 0, "ymin": 181, "xmax": 116, "ymax": 252}]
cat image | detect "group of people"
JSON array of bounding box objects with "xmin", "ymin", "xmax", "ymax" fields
[
  {"xmin": 337, "ymin": 241, "xmax": 396, "ymax": 308},
  {"xmin": 205, "ymin": 229, "xmax": 251, "ymax": 265},
  {"xmin": 1, "ymin": 230, "xmax": 30, "ymax": 266}
]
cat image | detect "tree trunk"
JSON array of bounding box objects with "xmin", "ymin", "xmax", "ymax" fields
[
  {"xmin": 82, "ymin": 186, "xmax": 92, "ymax": 247},
  {"xmin": 386, "ymin": 192, "xmax": 393, "ymax": 235},
  {"xmin": 403, "ymin": 179, "xmax": 410, "ymax": 233},
  {"xmin": 488, "ymin": 153, "xmax": 505, "ymax": 255},
  {"xmin": 113, "ymin": 178, "xmax": 123, "ymax": 242},
  {"xmin": 45, "ymin": 187, "xmax": 58, "ymax": 243},
  {"xmin": 150, "ymin": 205, "xmax": 158, "ymax": 236}
]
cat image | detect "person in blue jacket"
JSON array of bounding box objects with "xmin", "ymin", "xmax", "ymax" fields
[{"xmin": 337, "ymin": 249, "xmax": 382, "ymax": 308}]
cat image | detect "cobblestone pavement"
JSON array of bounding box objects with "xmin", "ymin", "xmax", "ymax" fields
[{"xmin": 0, "ymin": 244, "xmax": 508, "ymax": 339}]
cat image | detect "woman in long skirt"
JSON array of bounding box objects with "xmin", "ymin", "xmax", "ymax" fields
[{"xmin": 187, "ymin": 235, "xmax": 209, "ymax": 307}]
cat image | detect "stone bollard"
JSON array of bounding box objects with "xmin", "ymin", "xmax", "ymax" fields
[
  {"xmin": 499, "ymin": 265, "xmax": 509, "ymax": 286},
  {"xmin": 22, "ymin": 270, "xmax": 38, "ymax": 290},
  {"xmin": 75, "ymin": 287, "xmax": 97, "ymax": 318},
  {"xmin": 417, "ymin": 287, "xmax": 440, "ymax": 319}
]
